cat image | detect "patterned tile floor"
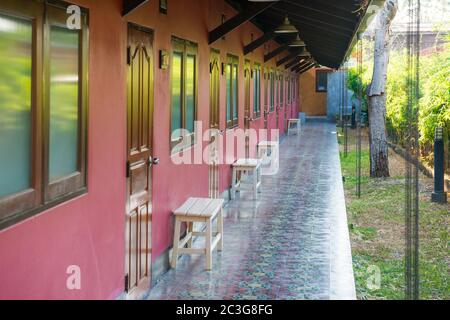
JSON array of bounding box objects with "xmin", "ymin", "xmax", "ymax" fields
[{"xmin": 146, "ymin": 121, "xmax": 356, "ymax": 300}]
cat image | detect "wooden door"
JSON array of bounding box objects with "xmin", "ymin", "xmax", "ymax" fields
[
  {"xmin": 244, "ymin": 60, "xmax": 251, "ymax": 158},
  {"xmin": 263, "ymin": 67, "xmax": 269, "ymax": 130},
  {"xmin": 125, "ymin": 24, "xmax": 154, "ymax": 296},
  {"xmin": 275, "ymin": 71, "xmax": 280, "ymax": 130},
  {"xmin": 209, "ymin": 49, "xmax": 220, "ymax": 198}
]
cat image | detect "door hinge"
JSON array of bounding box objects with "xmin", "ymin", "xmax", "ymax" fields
[
  {"xmin": 126, "ymin": 161, "xmax": 130, "ymax": 178},
  {"xmin": 127, "ymin": 46, "xmax": 131, "ymax": 65},
  {"xmin": 124, "ymin": 274, "xmax": 129, "ymax": 293}
]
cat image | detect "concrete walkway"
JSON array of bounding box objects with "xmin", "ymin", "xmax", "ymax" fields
[{"xmin": 146, "ymin": 121, "xmax": 356, "ymax": 300}]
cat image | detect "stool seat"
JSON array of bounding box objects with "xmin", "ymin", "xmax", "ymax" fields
[
  {"xmin": 174, "ymin": 197, "xmax": 224, "ymax": 218},
  {"xmin": 258, "ymin": 140, "xmax": 278, "ymax": 147},
  {"xmin": 171, "ymin": 197, "xmax": 224, "ymax": 271},
  {"xmin": 231, "ymin": 158, "xmax": 262, "ymax": 200},
  {"xmin": 233, "ymin": 158, "xmax": 260, "ymax": 168}
]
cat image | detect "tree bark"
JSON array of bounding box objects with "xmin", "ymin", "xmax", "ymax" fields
[{"xmin": 367, "ymin": 0, "xmax": 398, "ymax": 177}]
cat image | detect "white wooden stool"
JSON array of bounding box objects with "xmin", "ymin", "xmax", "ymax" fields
[
  {"xmin": 257, "ymin": 140, "xmax": 279, "ymax": 169},
  {"xmin": 171, "ymin": 197, "xmax": 224, "ymax": 271},
  {"xmin": 257, "ymin": 140, "xmax": 278, "ymax": 159},
  {"xmin": 231, "ymin": 158, "xmax": 261, "ymax": 200},
  {"xmin": 287, "ymin": 119, "xmax": 301, "ymax": 135}
]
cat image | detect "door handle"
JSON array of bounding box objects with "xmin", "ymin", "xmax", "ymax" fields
[{"xmin": 148, "ymin": 156, "xmax": 160, "ymax": 166}]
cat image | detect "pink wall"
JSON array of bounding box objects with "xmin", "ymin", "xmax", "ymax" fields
[
  {"xmin": 0, "ymin": 0, "xmax": 126, "ymax": 299},
  {"xmin": 125, "ymin": 0, "xmax": 298, "ymax": 260},
  {"xmin": 0, "ymin": 0, "xmax": 300, "ymax": 299}
]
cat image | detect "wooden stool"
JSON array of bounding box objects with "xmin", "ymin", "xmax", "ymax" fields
[
  {"xmin": 257, "ymin": 140, "xmax": 278, "ymax": 159},
  {"xmin": 231, "ymin": 158, "xmax": 262, "ymax": 200},
  {"xmin": 171, "ymin": 197, "xmax": 224, "ymax": 270},
  {"xmin": 287, "ymin": 119, "xmax": 301, "ymax": 135}
]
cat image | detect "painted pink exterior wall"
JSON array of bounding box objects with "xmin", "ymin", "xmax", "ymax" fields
[
  {"xmin": 0, "ymin": 0, "xmax": 300, "ymax": 299},
  {"xmin": 125, "ymin": 0, "xmax": 298, "ymax": 260},
  {"xmin": 0, "ymin": 0, "xmax": 126, "ymax": 299}
]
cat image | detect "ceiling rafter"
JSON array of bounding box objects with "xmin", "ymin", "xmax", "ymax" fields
[
  {"xmin": 123, "ymin": 0, "xmax": 149, "ymax": 16},
  {"xmin": 208, "ymin": 1, "xmax": 277, "ymax": 44},
  {"xmin": 264, "ymin": 44, "xmax": 288, "ymax": 62},
  {"xmin": 244, "ymin": 31, "xmax": 275, "ymax": 55},
  {"xmin": 283, "ymin": 0, "xmax": 356, "ymax": 23}
]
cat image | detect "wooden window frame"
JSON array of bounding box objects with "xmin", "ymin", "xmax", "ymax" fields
[
  {"xmin": 226, "ymin": 54, "xmax": 239, "ymax": 129},
  {"xmin": 286, "ymin": 75, "xmax": 291, "ymax": 105},
  {"xmin": 279, "ymin": 73, "xmax": 284, "ymax": 107},
  {"xmin": 316, "ymin": 69, "xmax": 328, "ymax": 92},
  {"xmin": 252, "ymin": 63, "xmax": 261, "ymax": 119},
  {"xmin": 269, "ymin": 69, "xmax": 275, "ymax": 113},
  {"xmin": 170, "ymin": 37, "xmax": 198, "ymax": 153},
  {"xmin": 43, "ymin": 2, "xmax": 88, "ymax": 203},
  {"xmin": 0, "ymin": 0, "xmax": 89, "ymax": 231},
  {"xmin": 209, "ymin": 49, "xmax": 220, "ymax": 130}
]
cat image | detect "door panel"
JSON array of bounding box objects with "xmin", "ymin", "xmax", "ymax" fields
[
  {"xmin": 209, "ymin": 49, "xmax": 220, "ymax": 198},
  {"xmin": 244, "ymin": 60, "xmax": 251, "ymax": 158},
  {"xmin": 275, "ymin": 71, "xmax": 280, "ymax": 131},
  {"xmin": 126, "ymin": 24, "xmax": 153, "ymax": 295},
  {"xmin": 263, "ymin": 67, "xmax": 269, "ymax": 130}
]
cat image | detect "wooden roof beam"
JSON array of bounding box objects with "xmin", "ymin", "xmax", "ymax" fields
[
  {"xmin": 208, "ymin": 1, "xmax": 277, "ymax": 44},
  {"xmin": 296, "ymin": 62, "xmax": 315, "ymax": 74},
  {"xmin": 291, "ymin": 58, "xmax": 313, "ymax": 71},
  {"xmin": 264, "ymin": 44, "xmax": 288, "ymax": 62},
  {"xmin": 276, "ymin": 50, "xmax": 301, "ymax": 67},
  {"xmin": 244, "ymin": 31, "xmax": 275, "ymax": 55},
  {"xmin": 123, "ymin": 0, "xmax": 149, "ymax": 17}
]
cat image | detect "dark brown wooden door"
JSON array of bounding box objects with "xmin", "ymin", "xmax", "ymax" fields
[
  {"xmin": 263, "ymin": 67, "xmax": 269, "ymax": 130},
  {"xmin": 125, "ymin": 24, "xmax": 154, "ymax": 295},
  {"xmin": 275, "ymin": 71, "xmax": 280, "ymax": 130},
  {"xmin": 244, "ymin": 60, "xmax": 251, "ymax": 158},
  {"xmin": 209, "ymin": 49, "xmax": 220, "ymax": 198}
]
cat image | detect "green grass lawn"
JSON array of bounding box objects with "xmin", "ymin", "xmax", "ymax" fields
[{"xmin": 338, "ymin": 130, "xmax": 449, "ymax": 300}]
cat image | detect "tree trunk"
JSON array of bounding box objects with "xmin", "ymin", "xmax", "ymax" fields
[{"xmin": 367, "ymin": 0, "xmax": 398, "ymax": 177}]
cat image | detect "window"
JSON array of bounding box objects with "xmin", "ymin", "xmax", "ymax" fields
[
  {"xmin": 269, "ymin": 70, "xmax": 275, "ymax": 112},
  {"xmin": 226, "ymin": 55, "xmax": 238, "ymax": 128},
  {"xmin": 253, "ymin": 63, "xmax": 261, "ymax": 118},
  {"xmin": 170, "ymin": 37, "xmax": 198, "ymax": 151},
  {"xmin": 316, "ymin": 69, "xmax": 328, "ymax": 92},
  {"xmin": 0, "ymin": 0, "xmax": 88, "ymax": 229},
  {"xmin": 279, "ymin": 74, "xmax": 284, "ymax": 106},
  {"xmin": 287, "ymin": 76, "xmax": 291, "ymax": 104}
]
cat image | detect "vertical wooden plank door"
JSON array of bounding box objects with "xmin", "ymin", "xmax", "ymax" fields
[
  {"xmin": 125, "ymin": 24, "xmax": 154, "ymax": 297},
  {"xmin": 244, "ymin": 60, "xmax": 252, "ymax": 158},
  {"xmin": 209, "ymin": 49, "xmax": 220, "ymax": 198}
]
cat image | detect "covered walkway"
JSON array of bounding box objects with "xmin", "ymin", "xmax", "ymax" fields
[{"xmin": 147, "ymin": 121, "xmax": 355, "ymax": 300}]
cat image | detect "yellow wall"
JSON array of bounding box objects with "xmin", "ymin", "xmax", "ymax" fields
[{"xmin": 299, "ymin": 68, "xmax": 327, "ymax": 116}]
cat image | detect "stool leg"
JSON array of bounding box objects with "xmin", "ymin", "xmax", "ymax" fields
[
  {"xmin": 257, "ymin": 166, "xmax": 262, "ymax": 193},
  {"xmin": 205, "ymin": 219, "xmax": 212, "ymax": 270},
  {"xmin": 171, "ymin": 218, "xmax": 181, "ymax": 269},
  {"xmin": 253, "ymin": 169, "xmax": 258, "ymax": 200},
  {"xmin": 187, "ymin": 222, "xmax": 194, "ymax": 248},
  {"xmin": 231, "ymin": 168, "xmax": 237, "ymax": 200},
  {"xmin": 217, "ymin": 208, "xmax": 223, "ymax": 251}
]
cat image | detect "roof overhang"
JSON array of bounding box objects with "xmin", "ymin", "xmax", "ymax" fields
[{"xmin": 225, "ymin": 0, "xmax": 386, "ymax": 69}]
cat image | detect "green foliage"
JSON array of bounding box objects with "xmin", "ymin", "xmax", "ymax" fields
[
  {"xmin": 347, "ymin": 40, "xmax": 450, "ymax": 161},
  {"xmin": 385, "ymin": 51, "xmax": 410, "ymax": 144},
  {"xmin": 419, "ymin": 45, "xmax": 450, "ymax": 145},
  {"xmin": 347, "ymin": 67, "xmax": 369, "ymax": 112}
]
